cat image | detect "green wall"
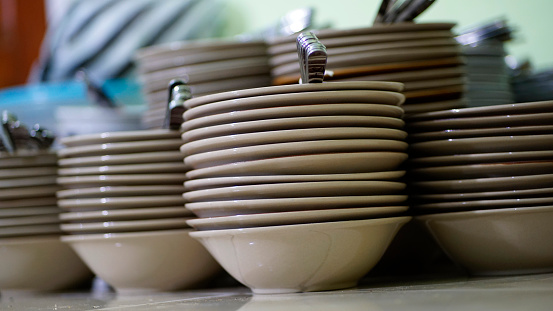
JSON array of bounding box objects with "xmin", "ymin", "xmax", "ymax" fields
[{"xmin": 223, "ymin": 0, "xmax": 553, "ymax": 71}]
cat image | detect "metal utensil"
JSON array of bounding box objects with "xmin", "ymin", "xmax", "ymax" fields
[
  {"xmin": 382, "ymin": 0, "xmax": 412, "ymax": 23},
  {"xmin": 163, "ymin": 79, "xmax": 191, "ymax": 130},
  {"xmin": 394, "ymin": 0, "xmax": 436, "ymax": 22},
  {"xmin": 373, "ymin": 0, "xmax": 392, "ymax": 24},
  {"xmin": 296, "ymin": 32, "xmax": 328, "ymax": 84},
  {"xmin": 76, "ymin": 69, "xmax": 117, "ymax": 108}
]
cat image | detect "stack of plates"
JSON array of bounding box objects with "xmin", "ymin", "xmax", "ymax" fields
[
  {"xmin": 461, "ymin": 40, "xmax": 514, "ymax": 107},
  {"xmin": 56, "ymin": 129, "xmax": 220, "ymax": 293},
  {"xmin": 405, "ymin": 100, "xmax": 553, "ymax": 275},
  {"xmin": 267, "ymin": 23, "xmax": 467, "ymax": 115},
  {"xmin": 135, "ymin": 39, "xmax": 273, "ymax": 129},
  {"xmin": 0, "ymin": 151, "xmax": 91, "ymax": 292},
  {"xmin": 180, "ymin": 81, "xmax": 412, "ymax": 293}
]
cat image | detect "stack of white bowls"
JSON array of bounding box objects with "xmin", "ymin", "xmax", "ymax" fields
[
  {"xmin": 405, "ymin": 100, "xmax": 553, "ymax": 276},
  {"xmin": 56, "ymin": 129, "xmax": 221, "ymax": 293},
  {"xmin": 135, "ymin": 39, "xmax": 273, "ymax": 129},
  {"xmin": 267, "ymin": 23, "xmax": 467, "ymax": 115},
  {"xmin": 180, "ymin": 81, "xmax": 412, "ymax": 294},
  {"xmin": 0, "ymin": 151, "xmax": 91, "ymax": 292}
]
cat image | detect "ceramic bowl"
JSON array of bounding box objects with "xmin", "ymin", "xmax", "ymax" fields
[
  {"xmin": 57, "ymin": 162, "xmax": 190, "ymax": 176},
  {"xmin": 60, "ymin": 218, "xmax": 191, "ymax": 234},
  {"xmin": 181, "ymin": 105, "xmax": 405, "ymax": 135},
  {"xmin": 0, "ymin": 167, "xmax": 57, "ymax": 179},
  {"xmin": 61, "ymin": 229, "xmax": 221, "ymax": 293},
  {"xmin": 184, "ymin": 171, "xmax": 405, "ymax": 191},
  {"xmin": 58, "ymin": 151, "xmax": 184, "ymax": 167},
  {"xmin": 408, "ymin": 125, "xmax": 553, "ymax": 142},
  {"xmin": 0, "ymin": 151, "xmax": 57, "ymax": 169},
  {"xmin": 409, "ymin": 150, "xmax": 553, "ymax": 167},
  {"xmin": 184, "ymin": 139, "xmax": 408, "ymax": 169},
  {"xmin": 409, "ymin": 161, "xmax": 553, "ymax": 180},
  {"xmin": 186, "ymin": 152, "xmax": 408, "ymax": 179},
  {"xmin": 186, "ymin": 195, "xmax": 408, "ymax": 218},
  {"xmin": 58, "ymin": 139, "xmax": 184, "ymax": 158},
  {"xmin": 0, "ymin": 236, "xmax": 92, "ymax": 292},
  {"xmin": 180, "ymin": 128, "xmax": 407, "ymax": 156},
  {"xmin": 187, "ymin": 206, "xmax": 408, "ymax": 230},
  {"xmin": 58, "ymin": 195, "xmax": 186, "ymax": 211},
  {"xmin": 59, "ymin": 206, "xmax": 192, "ymax": 222},
  {"xmin": 56, "ymin": 185, "xmax": 185, "ymax": 199},
  {"xmin": 417, "ymin": 205, "xmax": 553, "ymax": 275},
  {"xmin": 183, "ymin": 180, "xmax": 406, "ymax": 202},
  {"xmin": 59, "ymin": 129, "xmax": 181, "ymax": 147},
  {"xmin": 57, "ymin": 174, "xmax": 188, "ymax": 188},
  {"xmin": 183, "ymin": 90, "xmax": 405, "ymax": 121},
  {"xmin": 190, "ymin": 216, "xmax": 410, "ymax": 294}
]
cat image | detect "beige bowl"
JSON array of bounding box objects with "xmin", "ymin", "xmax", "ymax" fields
[
  {"xmin": 181, "ymin": 104, "xmax": 405, "ymax": 133},
  {"xmin": 409, "ymin": 161, "xmax": 553, "ymax": 180},
  {"xmin": 180, "ymin": 128, "xmax": 407, "ymax": 156},
  {"xmin": 58, "ymin": 139, "xmax": 183, "ymax": 158},
  {"xmin": 0, "ymin": 236, "xmax": 92, "ymax": 292},
  {"xmin": 184, "ymin": 180, "xmax": 405, "ymax": 202},
  {"xmin": 186, "ymin": 195, "xmax": 408, "ymax": 218},
  {"xmin": 60, "ymin": 218, "xmax": 191, "ymax": 234},
  {"xmin": 60, "ymin": 129, "xmax": 180, "ymax": 147},
  {"xmin": 0, "ymin": 151, "xmax": 57, "ymax": 169},
  {"xmin": 186, "ymin": 152, "xmax": 408, "ymax": 179},
  {"xmin": 190, "ymin": 216, "xmax": 410, "ymax": 294},
  {"xmin": 58, "ymin": 162, "xmax": 190, "ymax": 176},
  {"xmin": 57, "ymin": 174, "xmax": 188, "ymax": 188},
  {"xmin": 58, "ymin": 195, "xmax": 186, "ymax": 211},
  {"xmin": 417, "ymin": 205, "xmax": 553, "ymax": 275},
  {"xmin": 56, "ymin": 185, "xmax": 185, "ymax": 199},
  {"xmin": 61, "ymin": 229, "xmax": 221, "ymax": 293},
  {"xmin": 60, "ymin": 206, "xmax": 192, "ymax": 222},
  {"xmin": 184, "ymin": 139, "xmax": 408, "ymax": 169},
  {"xmin": 58, "ymin": 151, "xmax": 184, "ymax": 167}
]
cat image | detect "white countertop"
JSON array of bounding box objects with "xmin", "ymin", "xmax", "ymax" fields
[{"xmin": 2, "ymin": 273, "xmax": 552, "ymax": 310}]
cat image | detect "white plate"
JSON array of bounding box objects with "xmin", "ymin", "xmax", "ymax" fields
[
  {"xmin": 414, "ymin": 197, "xmax": 553, "ymax": 211},
  {"xmin": 0, "ymin": 196, "xmax": 58, "ymax": 208},
  {"xmin": 0, "ymin": 151, "xmax": 57, "ymax": 169},
  {"xmin": 57, "ymin": 185, "xmax": 185, "ymax": 199},
  {"xmin": 410, "ymin": 161, "xmax": 553, "ymax": 180},
  {"xmin": 58, "ymin": 195, "xmax": 187, "ymax": 211},
  {"xmin": 409, "ymin": 135, "xmax": 553, "ymax": 156},
  {"xmin": 60, "ymin": 129, "xmax": 180, "ymax": 147},
  {"xmin": 409, "ymin": 150, "xmax": 553, "ymax": 167},
  {"xmin": 268, "ymin": 30, "xmax": 454, "ymax": 54},
  {"xmin": 0, "ymin": 224, "xmax": 63, "ymax": 238},
  {"xmin": 0, "ymin": 206, "xmax": 62, "ymax": 218},
  {"xmin": 187, "ymin": 206, "xmax": 409, "ymax": 230},
  {"xmin": 184, "ymin": 180, "xmax": 405, "ymax": 202},
  {"xmin": 0, "ymin": 215, "xmax": 61, "ymax": 228},
  {"xmin": 181, "ymin": 104, "xmax": 405, "ymax": 133},
  {"xmin": 408, "ymin": 125, "xmax": 553, "ymax": 141},
  {"xmin": 0, "ymin": 167, "xmax": 57, "ymax": 179},
  {"xmin": 181, "ymin": 128, "xmax": 407, "ymax": 156},
  {"xmin": 413, "ymin": 187, "xmax": 553, "ymax": 202},
  {"xmin": 61, "ymin": 218, "xmax": 191, "ymax": 233},
  {"xmin": 58, "ymin": 139, "xmax": 184, "ymax": 158},
  {"xmin": 58, "ymin": 162, "xmax": 190, "ymax": 176},
  {"xmin": 272, "ymin": 46, "xmax": 462, "ymax": 76},
  {"xmin": 184, "ymin": 171, "xmax": 406, "ymax": 191},
  {"xmin": 186, "ymin": 195, "xmax": 408, "ymax": 217},
  {"xmin": 59, "ymin": 206, "xmax": 193, "ymax": 222},
  {"xmin": 183, "ymin": 90, "xmax": 404, "ymax": 120},
  {"xmin": 57, "ymin": 174, "xmax": 188, "ymax": 188},
  {"xmin": 411, "ymin": 174, "xmax": 553, "ymax": 193},
  {"xmin": 185, "ymin": 139, "xmax": 408, "ymax": 169},
  {"xmin": 0, "ymin": 186, "xmax": 59, "ymax": 200},
  {"xmin": 187, "ymin": 152, "xmax": 408, "ymax": 179},
  {"xmin": 184, "ymin": 81, "xmax": 404, "ymax": 108},
  {"xmin": 402, "ymin": 99, "xmax": 468, "ymax": 115},
  {"xmin": 0, "ymin": 176, "xmax": 57, "ymax": 189},
  {"xmin": 58, "ymin": 151, "xmax": 184, "ymax": 167},
  {"xmin": 406, "ymin": 100, "xmax": 553, "ymax": 121},
  {"xmin": 270, "ymin": 38, "xmax": 459, "ymax": 67}
]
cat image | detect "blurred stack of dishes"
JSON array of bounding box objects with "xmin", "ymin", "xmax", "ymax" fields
[
  {"xmin": 405, "ymin": 100, "xmax": 553, "ymax": 275},
  {"xmin": 456, "ymin": 19, "xmax": 514, "ymax": 107},
  {"xmin": 180, "ymin": 81, "xmax": 412, "ymax": 293},
  {"xmin": 56, "ymin": 129, "xmax": 220, "ymax": 293},
  {"xmin": 135, "ymin": 39, "xmax": 273, "ymax": 129},
  {"xmin": 0, "ymin": 151, "xmax": 92, "ymax": 292},
  {"xmin": 267, "ymin": 23, "xmax": 467, "ymax": 115},
  {"xmin": 511, "ymin": 68, "xmax": 553, "ymax": 103}
]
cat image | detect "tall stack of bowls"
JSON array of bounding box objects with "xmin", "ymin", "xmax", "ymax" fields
[
  {"xmin": 456, "ymin": 20, "xmax": 514, "ymax": 108},
  {"xmin": 180, "ymin": 81, "xmax": 412, "ymax": 294},
  {"xmin": 135, "ymin": 39, "xmax": 273, "ymax": 129},
  {"xmin": 0, "ymin": 151, "xmax": 91, "ymax": 293},
  {"xmin": 405, "ymin": 100, "xmax": 553, "ymax": 276},
  {"xmin": 56, "ymin": 129, "xmax": 220, "ymax": 293},
  {"xmin": 267, "ymin": 23, "xmax": 467, "ymax": 115}
]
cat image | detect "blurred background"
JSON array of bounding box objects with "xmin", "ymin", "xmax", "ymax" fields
[{"xmin": 0, "ymin": 0, "xmax": 551, "ymax": 133}]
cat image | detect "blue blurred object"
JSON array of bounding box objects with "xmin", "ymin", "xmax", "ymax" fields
[{"xmin": 0, "ymin": 79, "xmax": 145, "ymax": 134}]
